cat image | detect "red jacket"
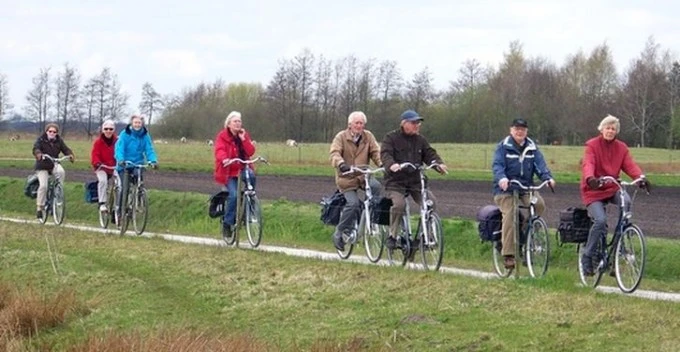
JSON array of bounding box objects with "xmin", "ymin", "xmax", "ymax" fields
[
  {"xmin": 91, "ymin": 133, "xmax": 118, "ymax": 175},
  {"xmin": 213, "ymin": 128, "xmax": 256, "ymax": 184},
  {"xmin": 580, "ymin": 135, "xmax": 643, "ymax": 206}
]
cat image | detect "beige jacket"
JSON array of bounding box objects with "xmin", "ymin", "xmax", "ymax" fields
[{"xmin": 330, "ymin": 129, "xmax": 382, "ymax": 191}]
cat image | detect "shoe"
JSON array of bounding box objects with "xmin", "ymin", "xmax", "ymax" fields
[
  {"xmin": 222, "ymin": 225, "xmax": 233, "ymax": 241},
  {"xmin": 99, "ymin": 204, "xmax": 108, "ymax": 212},
  {"xmin": 503, "ymin": 255, "xmax": 516, "ymax": 269},
  {"xmin": 609, "ymin": 269, "xmax": 616, "ymax": 278},
  {"xmin": 386, "ymin": 236, "xmax": 397, "ymax": 250},
  {"xmin": 333, "ymin": 233, "xmax": 345, "ymax": 251},
  {"xmin": 581, "ymin": 255, "xmax": 594, "ymax": 276},
  {"xmin": 36, "ymin": 209, "xmax": 43, "ymax": 219}
]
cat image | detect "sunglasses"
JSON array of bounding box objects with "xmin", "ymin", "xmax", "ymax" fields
[
  {"xmin": 47, "ymin": 130, "xmax": 57, "ymax": 133},
  {"xmin": 103, "ymin": 128, "xmax": 114, "ymax": 131},
  {"xmin": 408, "ymin": 120, "xmax": 422, "ymax": 125}
]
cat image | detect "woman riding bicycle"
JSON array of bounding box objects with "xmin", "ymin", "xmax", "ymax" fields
[
  {"xmin": 213, "ymin": 111, "xmax": 256, "ymax": 240},
  {"xmin": 32, "ymin": 123, "xmax": 75, "ymax": 219},
  {"xmin": 380, "ymin": 110, "xmax": 448, "ymax": 251},
  {"xmin": 329, "ymin": 111, "xmax": 383, "ymax": 251},
  {"xmin": 492, "ymin": 118, "xmax": 555, "ymax": 270},
  {"xmin": 90, "ymin": 120, "xmax": 118, "ymax": 213},
  {"xmin": 579, "ymin": 114, "xmax": 651, "ymax": 276},
  {"xmin": 115, "ymin": 114, "xmax": 158, "ymax": 207}
]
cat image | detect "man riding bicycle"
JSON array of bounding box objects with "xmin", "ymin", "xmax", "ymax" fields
[
  {"xmin": 580, "ymin": 115, "xmax": 650, "ymax": 276},
  {"xmin": 329, "ymin": 111, "xmax": 383, "ymax": 251},
  {"xmin": 492, "ymin": 118, "xmax": 555, "ymax": 270},
  {"xmin": 380, "ymin": 110, "xmax": 448, "ymax": 250},
  {"xmin": 32, "ymin": 123, "xmax": 75, "ymax": 219}
]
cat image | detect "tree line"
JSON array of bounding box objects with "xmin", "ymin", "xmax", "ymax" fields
[{"xmin": 2, "ymin": 37, "xmax": 679, "ymax": 147}]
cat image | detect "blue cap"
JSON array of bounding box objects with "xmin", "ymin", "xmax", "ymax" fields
[{"xmin": 401, "ymin": 110, "xmax": 423, "ymax": 122}]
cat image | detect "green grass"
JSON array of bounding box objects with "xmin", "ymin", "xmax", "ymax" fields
[{"xmin": 3, "ymin": 139, "xmax": 680, "ymax": 184}]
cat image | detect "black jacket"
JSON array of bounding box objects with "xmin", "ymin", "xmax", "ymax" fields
[
  {"xmin": 380, "ymin": 128, "xmax": 442, "ymax": 190},
  {"xmin": 32, "ymin": 133, "xmax": 73, "ymax": 171}
]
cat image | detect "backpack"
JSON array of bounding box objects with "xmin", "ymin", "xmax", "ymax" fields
[
  {"xmin": 23, "ymin": 174, "xmax": 39, "ymax": 199},
  {"xmin": 557, "ymin": 207, "xmax": 592, "ymax": 244},
  {"xmin": 320, "ymin": 190, "xmax": 346, "ymax": 226},
  {"xmin": 84, "ymin": 181, "xmax": 99, "ymax": 203},
  {"xmin": 370, "ymin": 196, "xmax": 392, "ymax": 225},
  {"xmin": 208, "ymin": 191, "xmax": 229, "ymax": 218},
  {"xmin": 476, "ymin": 205, "xmax": 502, "ymax": 242}
]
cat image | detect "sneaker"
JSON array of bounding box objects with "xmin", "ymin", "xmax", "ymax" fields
[
  {"xmin": 99, "ymin": 204, "xmax": 108, "ymax": 212},
  {"xmin": 333, "ymin": 233, "xmax": 345, "ymax": 251},
  {"xmin": 36, "ymin": 209, "xmax": 43, "ymax": 219},
  {"xmin": 503, "ymin": 255, "xmax": 516, "ymax": 269},
  {"xmin": 581, "ymin": 255, "xmax": 595, "ymax": 276},
  {"xmin": 222, "ymin": 225, "xmax": 233, "ymax": 241},
  {"xmin": 386, "ymin": 236, "xmax": 397, "ymax": 250}
]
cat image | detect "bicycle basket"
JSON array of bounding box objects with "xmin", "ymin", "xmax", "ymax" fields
[
  {"xmin": 320, "ymin": 190, "xmax": 346, "ymax": 226},
  {"xmin": 23, "ymin": 174, "xmax": 39, "ymax": 199},
  {"xmin": 557, "ymin": 207, "xmax": 591, "ymax": 244},
  {"xmin": 370, "ymin": 196, "xmax": 392, "ymax": 225},
  {"xmin": 208, "ymin": 191, "xmax": 229, "ymax": 218},
  {"xmin": 476, "ymin": 205, "xmax": 502, "ymax": 242},
  {"xmin": 84, "ymin": 181, "xmax": 99, "ymax": 203}
]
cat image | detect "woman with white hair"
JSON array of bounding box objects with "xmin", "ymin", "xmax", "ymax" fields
[
  {"xmin": 579, "ymin": 114, "xmax": 651, "ymax": 276},
  {"xmin": 213, "ymin": 111, "xmax": 257, "ymax": 240},
  {"xmin": 90, "ymin": 120, "xmax": 118, "ymax": 212}
]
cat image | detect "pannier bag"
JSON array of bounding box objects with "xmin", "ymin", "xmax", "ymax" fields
[
  {"xmin": 24, "ymin": 174, "xmax": 39, "ymax": 199},
  {"xmin": 476, "ymin": 205, "xmax": 502, "ymax": 242},
  {"xmin": 84, "ymin": 181, "xmax": 99, "ymax": 203},
  {"xmin": 208, "ymin": 191, "xmax": 229, "ymax": 218},
  {"xmin": 370, "ymin": 196, "xmax": 392, "ymax": 225},
  {"xmin": 320, "ymin": 190, "xmax": 346, "ymax": 226},
  {"xmin": 557, "ymin": 207, "xmax": 592, "ymax": 244}
]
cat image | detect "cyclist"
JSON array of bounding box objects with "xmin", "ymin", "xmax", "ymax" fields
[
  {"xmin": 90, "ymin": 120, "xmax": 118, "ymax": 213},
  {"xmin": 329, "ymin": 111, "xmax": 383, "ymax": 251},
  {"xmin": 492, "ymin": 118, "xmax": 555, "ymax": 270},
  {"xmin": 213, "ymin": 111, "xmax": 256, "ymax": 240},
  {"xmin": 580, "ymin": 114, "xmax": 650, "ymax": 276},
  {"xmin": 380, "ymin": 110, "xmax": 447, "ymax": 250},
  {"xmin": 115, "ymin": 114, "xmax": 158, "ymax": 211},
  {"xmin": 32, "ymin": 123, "xmax": 75, "ymax": 219}
]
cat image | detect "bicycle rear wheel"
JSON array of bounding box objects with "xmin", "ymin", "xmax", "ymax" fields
[
  {"xmin": 492, "ymin": 240, "xmax": 512, "ymax": 277},
  {"xmin": 420, "ymin": 213, "xmax": 444, "ymax": 271},
  {"xmin": 615, "ymin": 224, "xmax": 646, "ymax": 293},
  {"xmin": 386, "ymin": 217, "xmax": 409, "ymax": 267},
  {"xmin": 578, "ymin": 235, "xmax": 604, "ymax": 288},
  {"xmin": 132, "ymin": 187, "xmax": 148, "ymax": 235},
  {"xmin": 52, "ymin": 182, "xmax": 65, "ymax": 225},
  {"xmin": 244, "ymin": 195, "xmax": 263, "ymax": 248},
  {"xmin": 361, "ymin": 209, "xmax": 385, "ymax": 263},
  {"xmin": 525, "ymin": 217, "xmax": 550, "ymax": 278}
]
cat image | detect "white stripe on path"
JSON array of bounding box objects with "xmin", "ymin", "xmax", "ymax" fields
[{"xmin": 2, "ymin": 216, "xmax": 679, "ymax": 302}]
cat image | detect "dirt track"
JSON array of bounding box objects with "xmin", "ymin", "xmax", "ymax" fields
[{"xmin": 2, "ymin": 168, "xmax": 678, "ymax": 239}]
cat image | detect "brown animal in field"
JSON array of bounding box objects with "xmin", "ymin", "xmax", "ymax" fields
[{"xmin": 9, "ymin": 134, "xmax": 20, "ymax": 141}]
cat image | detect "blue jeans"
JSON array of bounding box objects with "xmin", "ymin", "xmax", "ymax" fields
[
  {"xmin": 223, "ymin": 169, "xmax": 256, "ymax": 227},
  {"xmin": 583, "ymin": 191, "xmax": 630, "ymax": 259},
  {"xmin": 334, "ymin": 177, "xmax": 382, "ymax": 237}
]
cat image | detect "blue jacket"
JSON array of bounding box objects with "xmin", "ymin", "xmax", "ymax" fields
[
  {"xmin": 115, "ymin": 125, "xmax": 157, "ymax": 171},
  {"xmin": 492, "ymin": 136, "xmax": 552, "ymax": 195}
]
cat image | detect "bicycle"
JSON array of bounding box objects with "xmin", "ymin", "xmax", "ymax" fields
[
  {"xmin": 118, "ymin": 161, "xmax": 151, "ymax": 236},
  {"xmin": 492, "ymin": 179, "xmax": 553, "ymax": 278},
  {"xmin": 221, "ymin": 156, "xmax": 268, "ymax": 248},
  {"xmin": 38, "ymin": 155, "xmax": 71, "ymax": 225},
  {"xmin": 95, "ymin": 165, "xmax": 120, "ymax": 229},
  {"xmin": 385, "ymin": 162, "xmax": 445, "ymax": 271},
  {"xmin": 577, "ymin": 176, "xmax": 647, "ymax": 293},
  {"xmin": 335, "ymin": 165, "xmax": 388, "ymax": 263}
]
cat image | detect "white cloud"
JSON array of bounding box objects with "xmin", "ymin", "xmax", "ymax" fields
[
  {"xmin": 192, "ymin": 33, "xmax": 257, "ymax": 50},
  {"xmin": 149, "ymin": 50, "xmax": 203, "ymax": 78}
]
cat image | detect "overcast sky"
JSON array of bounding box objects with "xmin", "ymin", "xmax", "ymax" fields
[{"xmin": 1, "ymin": 0, "xmax": 678, "ymax": 116}]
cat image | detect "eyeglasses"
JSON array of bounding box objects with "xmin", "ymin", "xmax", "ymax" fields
[
  {"xmin": 47, "ymin": 130, "xmax": 57, "ymax": 134},
  {"xmin": 103, "ymin": 128, "xmax": 114, "ymax": 131}
]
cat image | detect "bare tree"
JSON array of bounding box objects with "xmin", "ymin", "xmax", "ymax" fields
[
  {"xmin": 405, "ymin": 67, "xmax": 435, "ymax": 112},
  {"xmin": 54, "ymin": 63, "xmax": 81, "ymax": 136},
  {"xmin": 82, "ymin": 79, "xmax": 97, "ymax": 137},
  {"xmin": 108, "ymin": 74, "xmax": 129, "ymax": 122},
  {"xmin": 291, "ymin": 49, "xmax": 315, "ymax": 142},
  {"xmin": 668, "ymin": 61, "xmax": 680, "ymax": 148},
  {"xmin": 92, "ymin": 68, "xmax": 112, "ymax": 126},
  {"xmin": 139, "ymin": 82, "xmax": 164, "ymax": 125},
  {"xmin": 0, "ymin": 72, "xmax": 10, "ymax": 119},
  {"xmin": 25, "ymin": 67, "xmax": 52, "ymax": 132}
]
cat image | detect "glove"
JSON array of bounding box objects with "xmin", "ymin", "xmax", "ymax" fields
[
  {"xmin": 587, "ymin": 177, "xmax": 602, "ymax": 190},
  {"xmin": 150, "ymin": 162, "xmax": 158, "ymax": 170},
  {"xmin": 338, "ymin": 162, "xmax": 350, "ymax": 173},
  {"xmin": 639, "ymin": 179, "xmax": 651, "ymax": 193},
  {"xmin": 35, "ymin": 152, "xmax": 43, "ymax": 160}
]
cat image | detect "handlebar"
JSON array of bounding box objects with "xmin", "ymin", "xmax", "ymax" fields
[
  {"xmin": 120, "ymin": 161, "xmax": 152, "ymax": 169},
  {"xmin": 397, "ymin": 161, "xmax": 446, "ymax": 173},
  {"xmin": 42, "ymin": 155, "xmax": 71, "ymax": 163},
  {"xmin": 341, "ymin": 165, "xmax": 385, "ymax": 176},
  {"xmin": 600, "ymin": 176, "xmax": 646, "ymax": 190},
  {"xmin": 509, "ymin": 179, "xmax": 554, "ymax": 193},
  {"xmin": 222, "ymin": 156, "xmax": 270, "ymax": 166},
  {"xmin": 96, "ymin": 165, "xmax": 117, "ymax": 171}
]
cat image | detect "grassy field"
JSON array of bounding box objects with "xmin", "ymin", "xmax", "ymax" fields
[
  {"xmin": 2, "ymin": 176, "xmax": 680, "ymax": 350},
  {"xmin": 3, "ymin": 138, "xmax": 680, "ymax": 184}
]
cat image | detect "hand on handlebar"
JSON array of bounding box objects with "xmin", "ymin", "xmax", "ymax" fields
[
  {"xmin": 435, "ymin": 164, "xmax": 448, "ymax": 175},
  {"xmin": 639, "ymin": 178, "xmax": 651, "ymax": 194},
  {"xmin": 389, "ymin": 163, "xmax": 401, "ymax": 173},
  {"xmin": 150, "ymin": 162, "xmax": 158, "ymax": 170},
  {"xmin": 338, "ymin": 162, "xmax": 350, "ymax": 173},
  {"xmin": 222, "ymin": 158, "xmax": 232, "ymax": 167},
  {"xmin": 586, "ymin": 176, "xmax": 603, "ymax": 190},
  {"xmin": 499, "ymin": 178, "xmax": 509, "ymax": 191}
]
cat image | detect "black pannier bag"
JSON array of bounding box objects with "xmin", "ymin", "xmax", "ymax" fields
[
  {"xmin": 84, "ymin": 181, "xmax": 99, "ymax": 203},
  {"xmin": 477, "ymin": 205, "xmax": 502, "ymax": 242},
  {"xmin": 370, "ymin": 196, "xmax": 392, "ymax": 225},
  {"xmin": 24, "ymin": 174, "xmax": 39, "ymax": 199},
  {"xmin": 208, "ymin": 191, "xmax": 229, "ymax": 218},
  {"xmin": 320, "ymin": 190, "xmax": 346, "ymax": 226},
  {"xmin": 557, "ymin": 207, "xmax": 592, "ymax": 244}
]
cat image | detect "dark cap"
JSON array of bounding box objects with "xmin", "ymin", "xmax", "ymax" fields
[
  {"xmin": 511, "ymin": 118, "xmax": 528, "ymax": 128},
  {"xmin": 401, "ymin": 110, "xmax": 424, "ymax": 122}
]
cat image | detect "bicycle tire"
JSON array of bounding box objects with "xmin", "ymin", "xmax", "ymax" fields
[
  {"xmin": 52, "ymin": 182, "xmax": 65, "ymax": 225},
  {"xmin": 420, "ymin": 212, "xmax": 444, "ymax": 271},
  {"xmin": 119, "ymin": 173, "xmax": 130, "ymax": 236},
  {"xmin": 361, "ymin": 208, "xmax": 385, "ymax": 263},
  {"xmin": 615, "ymin": 224, "xmax": 646, "ymax": 293},
  {"xmin": 336, "ymin": 226, "xmax": 355, "ymax": 259},
  {"xmin": 386, "ymin": 216, "xmax": 409, "ymax": 267},
  {"xmin": 578, "ymin": 232, "xmax": 605, "ymax": 288},
  {"xmin": 525, "ymin": 217, "xmax": 550, "ymax": 278},
  {"xmin": 244, "ymin": 195, "xmax": 263, "ymax": 248},
  {"xmin": 132, "ymin": 187, "xmax": 148, "ymax": 235},
  {"xmin": 492, "ymin": 240, "xmax": 512, "ymax": 277}
]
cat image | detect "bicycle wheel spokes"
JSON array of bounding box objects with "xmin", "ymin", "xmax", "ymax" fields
[
  {"xmin": 361, "ymin": 211, "xmax": 385, "ymax": 263},
  {"xmin": 526, "ymin": 218, "xmax": 550, "ymax": 278},
  {"xmin": 492, "ymin": 240, "xmax": 512, "ymax": 278},
  {"xmin": 578, "ymin": 242, "xmax": 604, "ymax": 288},
  {"xmin": 52, "ymin": 183, "xmax": 65, "ymax": 225},
  {"xmin": 245, "ymin": 196, "xmax": 263, "ymax": 248},
  {"xmin": 615, "ymin": 225, "xmax": 646, "ymax": 293},
  {"xmin": 132, "ymin": 188, "xmax": 148, "ymax": 235},
  {"xmin": 420, "ymin": 213, "xmax": 444, "ymax": 272}
]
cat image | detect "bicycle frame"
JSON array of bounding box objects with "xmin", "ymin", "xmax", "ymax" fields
[
  {"xmin": 118, "ymin": 162, "xmax": 150, "ymax": 235},
  {"xmin": 399, "ymin": 162, "xmax": 441, "ymax": 247},
  {"xmin": 222, "ymin": 156, "xmax": 268, "ymax": 247},
  {"xmin": 39, "ymin": 155, "xmax": 70, "ymax": 225}
]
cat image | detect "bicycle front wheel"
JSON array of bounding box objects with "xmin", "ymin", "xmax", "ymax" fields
[
  {"xmin": 52, "ymin": 182, "xmax": 65, "ymax": 225},
  {"xmin": 244, "ymin": 195, "xmax": 263, "ymax": 248},
  {"xmin": 361, "ymin": 209, "xmax": 385, "ymax": 263},
  {"xmin": 615, "ymin": 224, "xmax": 646, "ymax": 293},
  {"xmin": 132, "ymin": 187, "xmax": 148, "ymax": 235},
  {"xmin": 525, "ymin": 217, "xmax": 550, "ymax": 278},
  {"xmin": 119, "ymin": 175, "xmax": 131, "ymax": 236},
  {"xmin": 386, "ymin": 217, "xmax": 409, "ymax": 267},
  {"xmin": 492, "ymin": 240, "xmax": 512, "ymax": 278},
  {"xmin": 420, "ymin": 213, "xmax": 444, "ymax": 271}
]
